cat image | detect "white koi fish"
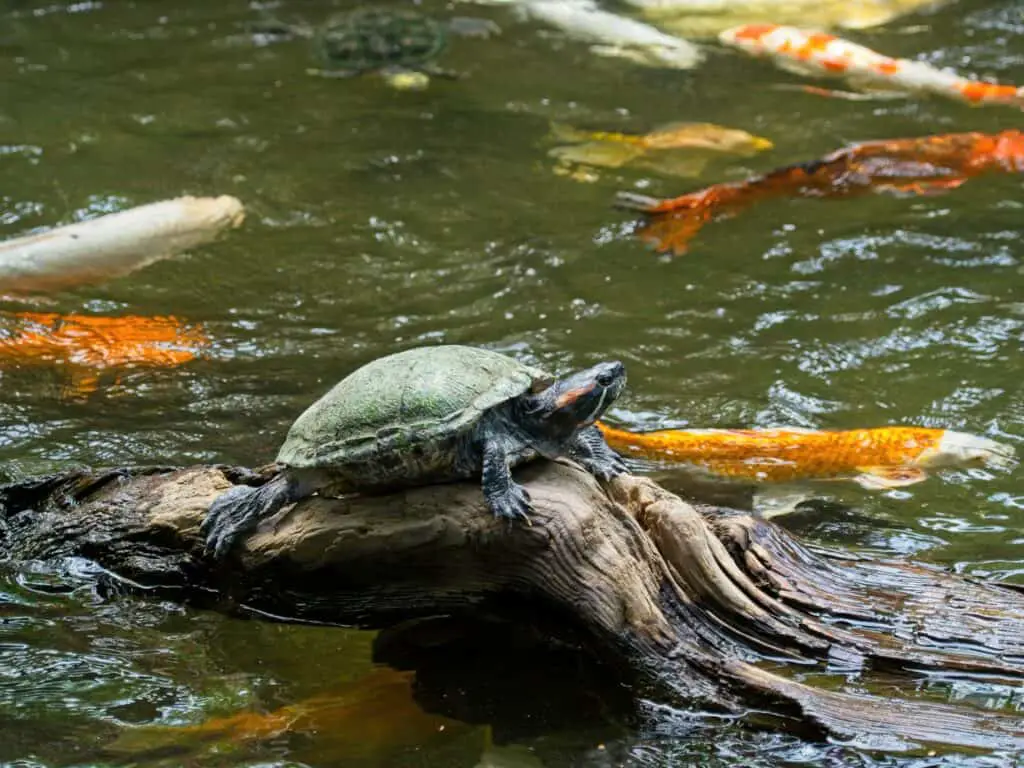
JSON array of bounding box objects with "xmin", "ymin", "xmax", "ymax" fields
[
  {"xmin": 720, "ymin": 24, "xmax": 1024, "ymax": 108},
  {"xmin": 458, "ymin": 0, "xmax": 703, "ymax": 68},
  {"xmin": 0, "ymin": 195, "xmax": 245, "ymax": 295}
]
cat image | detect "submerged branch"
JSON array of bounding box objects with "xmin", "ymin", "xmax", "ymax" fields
[{"xmin": 1, "ymin": 460, "xmax": 1022, "ymax": 752}]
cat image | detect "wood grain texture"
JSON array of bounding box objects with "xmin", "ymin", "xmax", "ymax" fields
[{"xmin": 2, "ymin": 459, "xmax": 1022, "ymax": 752}]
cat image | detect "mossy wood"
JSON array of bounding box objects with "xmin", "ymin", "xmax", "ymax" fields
[{"xmin": 2, "ymin": 461, "xmax": 1023, "ymax": 752}]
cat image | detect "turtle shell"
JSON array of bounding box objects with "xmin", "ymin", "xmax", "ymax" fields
[
  {"xmin": 278, "ymin": 346, "xmax": 550, "ymax": 480},
  {"xmin": 315, "ymin": 7, "xmax": 447, "ymax": 74}
]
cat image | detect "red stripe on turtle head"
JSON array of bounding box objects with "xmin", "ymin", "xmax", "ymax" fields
[{"xmin": 554, "ymin": 383, "xmax": 596, "ymax": 410}]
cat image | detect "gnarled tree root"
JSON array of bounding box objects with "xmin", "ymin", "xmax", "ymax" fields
[{"xmin": 1, "ymin": 460, "xmax": 1023, "ymax": 752}]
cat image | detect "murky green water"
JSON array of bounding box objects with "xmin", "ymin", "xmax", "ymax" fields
[{"xmin": 2, "ymin": 0, "xmax": 1024, "ymax": 765}]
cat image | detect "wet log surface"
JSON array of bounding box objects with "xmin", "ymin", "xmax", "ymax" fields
[{"xmin": 1, "ymin": 460, "xmax": 1023, "ymax": 753}]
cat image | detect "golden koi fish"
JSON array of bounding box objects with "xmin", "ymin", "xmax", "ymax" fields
[
  {"xmin": 102, "ymin": 667, "xmax": 475, "ymax": 764},
  {"xmin": 625, "ymin": 0, "xmax": 955, "ymax": 39},
  {"xmin": 617, "ymin": 129, "xmax": 1024, "ymax": 255},
  {"xmin": 596, "ymin": 423, "xmax": 1016, "ymax": 488},
  {"xmin": 0, "ymin": 311, "xmax": 210, "ymax": 396},
  {"xmin": 548, "ymin": 121, "xmax": 773, "ymax": 181},
  {"xmin": 720, "ymin": 24, "xmax": 1024, "ymax": 108}
]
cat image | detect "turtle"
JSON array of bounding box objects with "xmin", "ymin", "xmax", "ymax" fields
[
  {"xmin": 201, "ymin": 345, "xmax": 628, "ymax": 558},
  {"xmin": 251, "ymin": 6, "xmax": 501, "ymax": 90}
]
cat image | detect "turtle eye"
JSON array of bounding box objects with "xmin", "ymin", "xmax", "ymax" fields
[{"xmin": 596, "ymin": 371, "xmax": 614, "ymax": 387}]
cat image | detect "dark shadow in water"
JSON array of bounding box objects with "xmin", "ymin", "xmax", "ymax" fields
[{"xmin": 373, "ymin": 608, "xmax": 641, "ymax": 745}]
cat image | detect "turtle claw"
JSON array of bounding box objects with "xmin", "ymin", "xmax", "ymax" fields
[
  {"xmin": 200, "ymin": 476, "xmax": 295, "ymax": 559},
  {"xmin": 487, "ymin": 483, "xmax": 533, "ymax": 524},
  {"xmin": 582, "ymin": 453, "xmax": 628, "ymax": 482},
  {"xmin": 570, "ymin": 426, "xmax": 630, "ymax": 482},
  {"xmin": 200, "ymin": 485, "xmax": 257, "ymax": 559}
]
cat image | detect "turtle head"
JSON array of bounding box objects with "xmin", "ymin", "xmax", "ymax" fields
[{"xmin": 518, "ymin": 360, "xmax": 626, "ymax": 439}]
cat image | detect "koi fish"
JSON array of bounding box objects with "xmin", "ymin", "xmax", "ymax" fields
[
  {"xmin": 621, "ymin": 0, "xmax": 955, "ymax": 39},
  {"xmin": 0, "ymin": 196, "xmax": 244, "ymax": 295},
  {"xmin": 102, "ymin": 667, "xmax": 475, "ymax": 764},
  {"xmin": 548, "ymin": 121, "xmax": 773, "ymax": 181},
  {"xmin": 512, "ymin": 0, "xmax": 703, "ymax": 69},
  {"xmin": 616, "ymin": 129, "xmax": 1024, "ymax": 255},
  {"xmin": 720, "ymin": 24, "xmax": 1024, "ymax": 108},
  {"xmin": 0, "ymin": 311, "xmax": 210, "ymax": 397},
  {"xmin": 596, "ymin": 423, "xmax": 1016, "ymax": 488}
]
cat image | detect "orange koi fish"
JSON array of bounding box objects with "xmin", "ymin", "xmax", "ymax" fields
[
  {"xmin": 616, "ymin": 129, "xmax": 1024, "ymax": 255},
  {"xmin": 0, "ymin": 311, "xmax": 209, "ymax": 396},
  {"xmin": 596, "ymin": 423, "xmax": 1016, "ymax": 488},
  {"xmin": 102, "ymin": 667, "xmax": 474, "ymax": 764},
  {"xmin": 720, "ymin": 24, "xmax": 1024, "ymax": 108}
]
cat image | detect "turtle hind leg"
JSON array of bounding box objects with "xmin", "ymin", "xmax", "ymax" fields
[
  {"xmin": 200, "ymin": 473, "xmax": 298, "ymax": 559},
  {"xmin": 570, "ymin": 425, "xmax": 628, "ymax": 482},
  {"xmin": 480, "ymin": 439, "xmax": 532, "ymax": 524},
  {"xmin": 306, "ymin": 67, "xmax": 363, "ymax": 79},
  {"xmin": 447, "ymin": 17, "xmax": 501, "ymax": 40},
  {"xmin": 420, "ymin": 63, "xmax": 464, "ymax": 81}
]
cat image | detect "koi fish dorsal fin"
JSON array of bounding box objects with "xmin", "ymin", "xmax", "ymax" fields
[
  {"xmin": 650, "ymin": 120, "xmax": 703, "ymax": 133},
  {"xmin": 547, "ymin": 122, "xmax": 593, "ymax": 143},
  {"xmin": 853, "ymin": 466, "xmax": 928, "ymax": 489}
]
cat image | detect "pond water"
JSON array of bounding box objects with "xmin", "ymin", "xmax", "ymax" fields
[{"xmin": 2, "ymin": 0, "xmax": 1024, "ymax": 765}]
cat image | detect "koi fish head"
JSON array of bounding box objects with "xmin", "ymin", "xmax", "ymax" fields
[
  {"xmin": 990, "ymin": 130, "xmax": 1024, "ymax": 172},
  {"xmin": 643, "ymin": 122, "xmax": 774, "ymax": 155},
  {"xmin": 916, "ymin": 431, "xmax": 1016, "ymax": 471},
  {"xmin": 718, "ymin": 24, "xmax": 781, "ymax": 53},
  {"xmin": 721, "ymin": 24, "xmax": 847, "ymax": 74}
]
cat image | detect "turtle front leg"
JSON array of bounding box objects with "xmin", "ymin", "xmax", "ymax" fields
[
  {"xmin": 481, "ymin": 440, "xmax": 532, "ymax": 523},
  {"xmin": 570, "ymin": 426, "xmax": 628, "ymax": 481}
]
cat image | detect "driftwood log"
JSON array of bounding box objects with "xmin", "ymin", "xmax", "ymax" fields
[{"xmin": 2, "ymin": 460, "xmax": 1024, "ymax": 753}]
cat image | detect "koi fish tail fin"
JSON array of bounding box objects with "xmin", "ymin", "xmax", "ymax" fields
[
  {"xmin": 614, "ymin": 191, "xmax": 666, "ymax": 212},
  {"xmin": 616, "ymin": 190, "xmax": 718, "ymax": 256},
  {"xmin": 547, "ymin": 122, "xmax": 590, "ymax": 143},
  {"xmin": 615, "ymin": 190, "xmax": 707, "ymax": 213}
]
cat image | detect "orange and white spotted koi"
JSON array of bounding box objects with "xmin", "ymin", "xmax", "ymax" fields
[
  {"xmin": 719, "ymin": 24, "xmax": 1024, "ymax": 108},
  {"xmin": 596, "ymin": 423, "xmax": 1016, "ymax": 488}
]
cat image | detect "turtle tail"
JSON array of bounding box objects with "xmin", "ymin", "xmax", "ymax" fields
[{"xmin": 200, "ymin": 473, "xmax": 297, "ymax": 559}]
